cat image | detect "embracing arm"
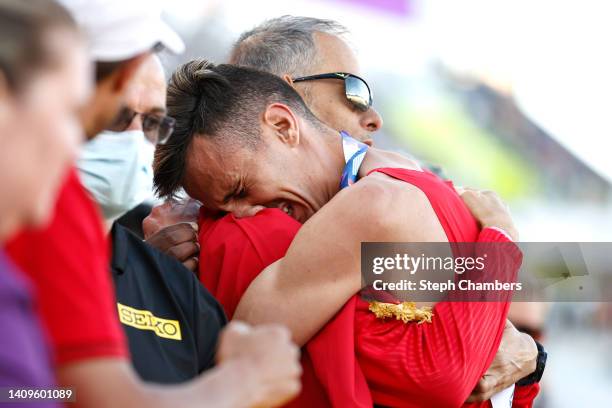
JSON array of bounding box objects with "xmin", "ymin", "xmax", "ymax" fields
[
  {"xmin": 460, "ymin": 189, "xmax": 539, "ymax": 403},
  {"xmin": 234, "ymin": 178, "xmax": 447, "ymax": 346}
]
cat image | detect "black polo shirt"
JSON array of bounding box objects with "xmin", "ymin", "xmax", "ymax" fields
[{"xmin": 111, "ymin": 223, "xmax": 226, "ymax": 384}]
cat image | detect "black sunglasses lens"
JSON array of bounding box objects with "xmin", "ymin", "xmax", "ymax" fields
[{"xmin": 345, "ymin": 76, "xmax": 371, "ymax": 111}]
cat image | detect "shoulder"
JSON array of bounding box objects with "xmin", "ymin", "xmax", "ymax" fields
[
  {"xmin": 330, "ymin": 173, "xmax": 431, "ymax": 223},
  {"xmin": 318, "ymin": 173, "xmax": 445, "ymax": 242}
]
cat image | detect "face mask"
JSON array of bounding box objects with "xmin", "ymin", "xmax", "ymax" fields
[{"xmin": 77, "ymin": 130, "xmax": 155, "ymax": 222}]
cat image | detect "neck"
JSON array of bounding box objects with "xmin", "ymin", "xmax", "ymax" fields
[
  {"xmin": 358, "ymin": 146, "xmax": 421, "ymax": 179},
  {"xmin": 308, "ymin": 127, "xmax": 346, "ymax": 202}
]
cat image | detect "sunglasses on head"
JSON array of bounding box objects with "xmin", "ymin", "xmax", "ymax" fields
[
  {"xmin": 292, "ymin": 72, "xmax": 373, "ymax": 112},
  {"xmin": 107, "ymin": 107, "xmax": 176, "ymax": 145}
]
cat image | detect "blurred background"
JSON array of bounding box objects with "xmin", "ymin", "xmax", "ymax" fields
[{"xmin": 159, "ymin": 0, "xmax": 612, "ymax": 406}]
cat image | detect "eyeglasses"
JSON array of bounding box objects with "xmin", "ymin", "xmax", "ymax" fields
[
  {"xmin": 107, "ymin": 107, "xmax": 176, "ymax": 144},
  {"xmin": 292, "ymin": 72, "xmax": 373, "ymax": 112}
]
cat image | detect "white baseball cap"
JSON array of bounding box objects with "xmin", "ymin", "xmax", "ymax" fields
[{"xmin": 57, "ymin": 0, "xmax": 185, "ymax": 61}]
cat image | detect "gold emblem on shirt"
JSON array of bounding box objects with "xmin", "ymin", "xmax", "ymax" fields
[
  {"xmin": 117, "ymin": 303, "xmax": 182, "ymax": 340},
  {"xmin": 368, "ymin": 301, "xmax": 434, "ymax": 324}
]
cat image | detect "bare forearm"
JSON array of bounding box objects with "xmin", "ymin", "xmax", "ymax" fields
[
  {"xmin": 58, "ymin": 359, "xmax": 253, "ymax": 408},
  {"xmin": 147, "ymin": 361, "xmax": 253, "ymax": 408},
  {"xmin": 234, "ymin": 257, "xmax": 360, "ymax": 346}
]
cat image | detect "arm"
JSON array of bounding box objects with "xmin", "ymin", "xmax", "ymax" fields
[
  {"xmin": 459, "ymin": 189, "xmax": 540, "ymax": 403},
  {"xmin": 57, "ymin": 358, "xmax": 249, "ymax": 408},
  {"xmin": 466, "ymin": 320, "xmax": 538, "ymax": 403},
  {"xmin": 355, "ymin": 224, "xmax": 523, "ymax": 407},
  {"xmin": 57, "ymin": 322, "xmax": 301, "ymax": 408},
  {"xmin": 234, "ymin": 178, "xmax": 448, "ymax": 346}
]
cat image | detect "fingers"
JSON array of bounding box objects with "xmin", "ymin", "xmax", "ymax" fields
[
  {"xmin": 167, "ymin": 240, "xmax": 200, "ymax": 262},
  {"xmin": 214, "ymin": 322, "xmax": 299, "ymax": 406},
  {"xmin": 216, "ymin": 322, "xmax": 298, "ymax": 365},
  {"xmin": 216, "ymin": 321, "xmax": 254, "ymax": 362},
  {"xmin": 142, "ymin": 215, "xmax": 161, "ymax": 240},
  {"xmin": 466, "ymin": 375, "xmax": 496, "ymax": 403},
  {"xmin": 142, "ymin": 200, "xmax": 200, "ymax": 239},
  {"xmin": 142, "ymin": 201, "xmax": 176, "ymax": 239},
  {"xmin": 458, "ymin": 187, "xmax": 518, "ymax": 240},
  {"xmin": 250, "ymin": 325, "xmax": 301, "ymax": 407},
  {"xmin": 145, "ymin": 222, "xmax": 198, "ymax": 252},
  {"xmin": 182, "ymin": 257, "xmax": 199, "ymax": 272},
  {"xmin": 164, "ymin": 222, "xmax": 199, "ymax": 246}
]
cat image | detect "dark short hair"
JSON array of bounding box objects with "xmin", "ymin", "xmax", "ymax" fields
[
  {"xmin": 153, "ymin": 59, "xmax": 320, "ymax": 200},
  {"xmin": 0, "ymin": 0, "xmax": 77, "ymax": 91}
]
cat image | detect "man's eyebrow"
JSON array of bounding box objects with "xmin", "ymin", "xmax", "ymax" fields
[{"xmin": 149, "ymin": 107, "xmax": 167, "ymax": 114}]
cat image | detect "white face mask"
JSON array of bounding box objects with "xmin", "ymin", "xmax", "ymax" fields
[{"xmin": 77, "ymin": 130, "xmax": 155, "ymax": 222}]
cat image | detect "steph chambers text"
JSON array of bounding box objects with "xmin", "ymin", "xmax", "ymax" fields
[{"xmin": 372, "ymin": 279, "xmax": 523, "ymax": 292}]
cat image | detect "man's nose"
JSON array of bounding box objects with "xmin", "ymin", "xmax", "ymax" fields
[
  {"xmin": 127, "ymin": 114, "xmax": 143, "ymax": 132},
  {"xmin": 360, "ymin": 107, "xmax": 383, "ymax": 133}
]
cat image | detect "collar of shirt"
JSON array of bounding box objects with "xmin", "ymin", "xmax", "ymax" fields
[{"xmin": 110, "ymin": 223, "xmax": 130, "ymax": 274}]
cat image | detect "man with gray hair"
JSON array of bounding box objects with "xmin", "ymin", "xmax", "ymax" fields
[{"xmin": 230, "ymin": 16, "xmax": 383, "ymax": 145}]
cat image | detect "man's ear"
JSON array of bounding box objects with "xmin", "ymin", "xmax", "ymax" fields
[
  {"xmin": 263, "ymin": 103, "xmax": 300, "ymax": 147},
  {"xmin": 109, "ymin": 52, "xmax": 149, "ymax": 93}
]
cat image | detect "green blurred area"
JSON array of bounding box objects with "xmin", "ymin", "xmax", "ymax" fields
[{"xmin": 386, "ymin": 92, "xmax": 540, "ymax": 201}]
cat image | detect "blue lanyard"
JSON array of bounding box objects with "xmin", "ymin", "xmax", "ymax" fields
[{"xmin": 339, "ymin": 131, "xmax": 369, "ymax": 189}]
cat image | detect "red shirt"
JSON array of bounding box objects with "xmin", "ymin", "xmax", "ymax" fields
[
  {"xmin": 5, "ymin": 168, "xmax": 128, "ymax": 365},
  {"xmin": 199, "ymin": 168, "xmax": 538, "ymax": 408}
]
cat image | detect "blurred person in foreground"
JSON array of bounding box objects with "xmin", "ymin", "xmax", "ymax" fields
[
  {"xmin": 77, "ymin": 54, "xmax": 168, "ymax": 235},
  {"xmin": 145, "ymin": 16, "xmax": 544, "ymax": 405},
  {"xmin": 5, "ymin": 1, "xmax": 300, "ymax": 407},
  {"xmin": 0, "ymin": 1, "xmax": 89, "ymax": 403},
  {"xmin": 76, "ymin": 54, "xmax": 165, "ymax": 228},
  {"xmin": 78, "ymin": 52, "xmax": 228, "ymax": 384},
  {"xmin": 153, "ymin": 60, "xmax": 542, "ymax": 407}
]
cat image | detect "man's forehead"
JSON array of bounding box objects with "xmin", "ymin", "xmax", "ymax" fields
[
  {"xmin": 185, "ymin": 137, "xmax": 243, "ymax": 206},
  {"xmin": 312, "ymin": 31, "xmax": 360, "ymax": 75},
  {"xmin": 125, "ymin": 55, "xmax": 167, "ymax": 112}
]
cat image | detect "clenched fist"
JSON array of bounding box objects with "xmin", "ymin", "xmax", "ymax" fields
[{"xmin": 217, "ymin": 322, "xmax": 302, "ymax": 408}]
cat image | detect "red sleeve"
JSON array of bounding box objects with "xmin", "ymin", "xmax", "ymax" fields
[
  {"xmin": 198, "ymin": 208, "xmax": 300, "ymax": 319},
  {"xmin": 5, "ymin": 168, "xmax": 128, "ymax": 365},
  {"xmin": 512, "ymin": 383, "xmax": 540, "ymax": 408},
  {"xmin": 355, "ymin": 227, "xmax": 530, "ymax": 408}
]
